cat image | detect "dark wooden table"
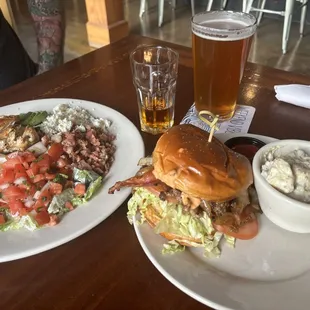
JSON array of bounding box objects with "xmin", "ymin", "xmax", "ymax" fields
[{"xmin": 0, "ymin": 34, "xmax": 310, "ymax": 310}]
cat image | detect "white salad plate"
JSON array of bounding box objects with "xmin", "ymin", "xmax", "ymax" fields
[
  {"xmin": 134, "ymin": 133, "xmax": 310, "ymax": 310},
  {"xmin": 0, "ymin": 98, "xmax": 144, "ymax": 262}
]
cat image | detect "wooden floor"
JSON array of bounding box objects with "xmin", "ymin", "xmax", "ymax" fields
[{"xmin": 10, "ymin": 0, "xmax": 310, "ymax": 75}]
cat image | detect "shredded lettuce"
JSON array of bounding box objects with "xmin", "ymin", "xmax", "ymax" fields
[
  {"xmin": 128, "ymin": 188, "xmax": 235, "ymax": 258},
  {"xmin": 0, "ymin": 214, "xmax": 38, "ymax": 232},
  {"xmin": 162, "ymin": 240, "xmax": 185, "ymax": 254}
]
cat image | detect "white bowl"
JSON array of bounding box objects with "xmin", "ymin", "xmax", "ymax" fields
[{"xmin": 252, "ymin": 139, "xmax": 310, "ymax": 233}]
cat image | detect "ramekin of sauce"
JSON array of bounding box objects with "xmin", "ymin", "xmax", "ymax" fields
[{"xmin": 224, "ymin": 136, "xmax": 266, "ymax": 163}]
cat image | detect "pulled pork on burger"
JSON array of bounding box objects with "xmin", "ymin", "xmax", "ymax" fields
[{"xmin": 109, "ymin": 124, "xmax": 260, "ymax": 257}]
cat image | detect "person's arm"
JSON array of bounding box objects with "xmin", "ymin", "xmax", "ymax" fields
[{"xmin": 27, "ymin": 0, "xmax": 64, "ymax": 74}]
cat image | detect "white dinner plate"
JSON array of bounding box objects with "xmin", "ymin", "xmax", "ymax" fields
[
  {"xmin": 134, "ymin": 133, "xmax": 310, "ymax": 310},
  {"xmin": 0, "ymin": 98, "xmax": 144, "ymax": 262}
]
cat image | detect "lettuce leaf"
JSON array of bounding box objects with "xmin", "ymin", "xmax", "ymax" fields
[
  {"xmin": 127, "ymin": 188, "xmax": 233, "ymax": 258},
  {"xmin": 73, "ymin": 168, "xmax": 100, "ymax": 185},
  {"xmin": 72, "ymin": 177, "xmax": 103, "ymax": 206},
  {"xmin": 48, "ymin": 188, "xmax": 75, "ymax": 215},
  {"xmin": 162, "ymin": 240, "xmax": 185, "ymax": 254}
]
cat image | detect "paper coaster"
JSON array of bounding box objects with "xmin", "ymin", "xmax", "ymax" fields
[{"xmin": 180, "ymin": 104, "xmax": 256, "ymax": 134}]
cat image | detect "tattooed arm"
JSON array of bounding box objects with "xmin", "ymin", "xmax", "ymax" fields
[{"xmin": 27, "ymin": 0, "xmax": 64, "ymax": 73}]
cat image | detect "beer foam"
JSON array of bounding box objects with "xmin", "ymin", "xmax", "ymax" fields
[{"xmin": 192, "ymin": 12, "xmax": 256, "ymax": 42}]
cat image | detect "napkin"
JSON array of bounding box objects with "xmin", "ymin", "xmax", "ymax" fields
[{"xmin": 274, "ymin": 84, "xmax": 310, "ymax": 109}]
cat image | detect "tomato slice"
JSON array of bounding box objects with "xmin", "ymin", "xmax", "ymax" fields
[
  {"xmin": 35, "ymin": 210, "xmax": 50, "ymax": 226},
  {"xmin": 3, "ymin": 186, "xmax": 27, "ymax": 201},
  {"xmin": 0, "ymin": 169, "xmax": 15, "ymax": 184},
  {"xmin": 213, "ymin": 206, "xmax": 259, "ymax": 240},
  {"xmin": 48, "ymin": 143, "xmax": 64, "ymax": 162}
]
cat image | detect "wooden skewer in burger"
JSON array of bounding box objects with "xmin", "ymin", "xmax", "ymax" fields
[{"xmin": 109, "ymin": 121, "xmax": 261, "ymax": 256}]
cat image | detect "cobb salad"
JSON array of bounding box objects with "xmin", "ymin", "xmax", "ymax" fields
[{"xmin": 0, "ymin": 103, "xmax": 115, "ymax": 231}]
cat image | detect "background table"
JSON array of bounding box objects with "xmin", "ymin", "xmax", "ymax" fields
[{"xmin": 0, "ymin": 35, "xmax": 310, "ymax": 310}]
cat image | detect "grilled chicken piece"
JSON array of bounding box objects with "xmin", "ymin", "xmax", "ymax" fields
[
  {"xmin": 0, "ymin": 116, "xmax": 18, "ymax": 140},
  {"xmin": 0, "ymin": 116, "xmax": 39, "ymax": 153}
]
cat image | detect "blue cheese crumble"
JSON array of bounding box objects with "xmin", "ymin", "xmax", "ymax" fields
[{"xmin": 40, "ymin": 103, "xmax": 111, "ymax": 136}]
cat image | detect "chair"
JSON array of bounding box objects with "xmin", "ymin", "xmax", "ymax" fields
[
  {"xmin": 205, "ymin": 0, "xmax": 248, "ymax": 12},
  {"xmin": 245, "ymin": 0, "xmax": 308, "ymax": 54},
  {"xmin": 139, "ymin": 0, "xmax": 177, "ymax": 27}
]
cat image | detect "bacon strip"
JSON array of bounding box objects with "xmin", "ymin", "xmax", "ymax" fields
[{"xmin": 108, "ymin": 169, "xmax": 158, "ymax": 194}]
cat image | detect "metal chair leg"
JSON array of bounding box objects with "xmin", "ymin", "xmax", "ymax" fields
[
  {"xmin": 242, "ymin": 0, "xmax": 248, "ymax": 12},
  {"xmin": 171, "ymin": 0, "xmax": 176, "ymax": 9},
  {"xmin": 300, "ymin": 0, "xmax": 307, "ymax": 36},
  {"xmin": 282, "ymin": 0, "xmax": 295, "ymax": 54},
  {"xmin": 222, "ymin": 0, "xmax": 228, "ymax": 9},
  {"xmin": 158, "ymin": 0, "xmax": 164, "ymax": 27},
  {"xmin": 191, "ymin": 0, "xmax": 195, "ymax": 16},
  {"xmin": 258, "ymin": 0, "xmax": 267, "ymax": 25},
  {"xmin": 246, "ymin": 0, "xmax": 255, "ymax": 13},
  {"xmin": 139, "ymin": 0, "xmax": 146, "ymax": 17},
  {"xmin": 207, "ymin": 0, "xmax": 214, "ymax": 11}
]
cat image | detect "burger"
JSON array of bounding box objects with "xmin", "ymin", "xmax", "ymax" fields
[{"xmin": 109, "ymin": 124, "xmax": 260, "ymax": 257}]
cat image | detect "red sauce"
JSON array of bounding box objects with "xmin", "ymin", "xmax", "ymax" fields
[{"xmin": 231, "ymin": 144, "xmax": 259, "ymax": 162}]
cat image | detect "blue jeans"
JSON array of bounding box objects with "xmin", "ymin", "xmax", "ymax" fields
[{"xmin": 0, "ymin": 10, "xmax": 37, "ymax": 91}]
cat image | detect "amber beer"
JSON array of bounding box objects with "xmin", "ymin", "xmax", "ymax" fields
[{"xmin": 192, "ymin": 12, "xmax": 257, "ymax": 120}]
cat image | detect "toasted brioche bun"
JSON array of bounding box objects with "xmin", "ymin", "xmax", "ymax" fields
[
  {"xmin": 152, "ymin": 124, "xmax": 253, "ymax": 202},
  {"xmin": 143, "ymin": 203, "xmax": 203, "ymax": 247}
]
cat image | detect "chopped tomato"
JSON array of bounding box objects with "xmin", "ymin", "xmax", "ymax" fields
[
  {"xmin": 36, "ymin": 154, "xmax": 51, "ymax": 168},
  {"xmin": 45, "ymin": 173, "xmax": 56, "ymax": 180},
  {"xmin": 26, "ymin": 168, "xmax": 35, "ymax": 179},
  {"xmin": 39, "ymin": 166, "xmax": 50, "ymax": 174},
  {"xmin": 14, "ymin": 164, "xmax": 27, "ymax": 179},
  {"xmin": 0, "ymin": 214, "xmax": 5, "ymax": 224},
  {"xmin": 30, "ymin": 162, "xmax": 40, "ymax": 174},
  {"xmin": 48, "ymin": 143, "xmax": 64, "ymax": 162},
  {"xmin": 65, "ymin": 201, "xmax": 74, "ymax": 210},
  {"xmin": 8, "ymin": 200, "xmax": 27, "ymax": 216},
  {"xmin": 0, "ymin": 169, "xmax": 15, "ymax": 184},
  {"xmin": 22, "ymin": 152, "xmax": 36, "ymax": 163},
  {"xmin": 3, "ymin": 186, "xmax": 27, "ymax": 200},
  {"xmin": 35, "ymin": 210, "xmax": 50, "ymax": 226},
  {"xmin": 33, "ymin": 174, "xmax": 46, "ymax": 183},
  {"xmin": 2, "ymin": 157, "xmax": 21, "ymax": 170},
  {"xmin": 74, "ymin": 183, "xmax": 86, "ymax": 196},
  {"xmin": 213, "ymin": 206, "xmax": 259, "ymax": 240},
  {"xmin": 49, "ymin": 182, "xmax": 63, "ymax": 195}
]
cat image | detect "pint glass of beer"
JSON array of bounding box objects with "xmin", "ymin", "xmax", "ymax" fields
[
  {"xmin": 130, "ymin": 45, "xmax": 179, "ymax": 135},
  {"xmin": 191, "ymin": 11, "xmax": 257, "ymax": 120}
]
